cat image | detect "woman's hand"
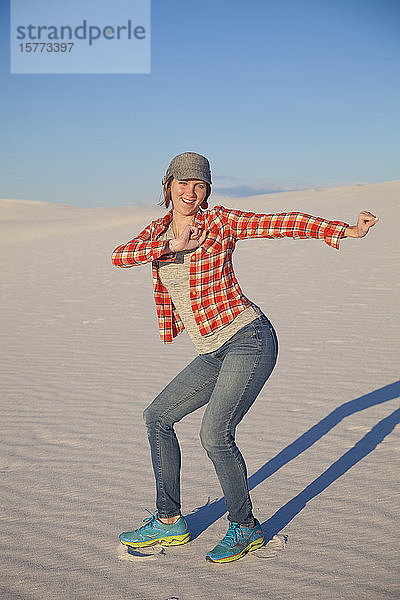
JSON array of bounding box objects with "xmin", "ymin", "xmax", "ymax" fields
[
  {"xmin": 344, "ymin": 211, "xmax": 379, "ymax": 238},
  {"xmin": 169, "ymin": 225, "xmax": 207, "ymax": 252}
]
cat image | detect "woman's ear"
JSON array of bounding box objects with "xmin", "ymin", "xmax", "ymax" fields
[{"xmin": 201, "ymin": 200, "xmax": 208, "ymax": 209}]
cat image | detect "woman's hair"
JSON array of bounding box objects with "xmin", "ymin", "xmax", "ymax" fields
[{"xmin": 158, "ymin": 176, "xmax": 212, "ymax": 209}]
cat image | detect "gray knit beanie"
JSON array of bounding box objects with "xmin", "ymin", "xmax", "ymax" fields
[{"xmin": 162, "ymin": 152, "xmax": 212, "ymax": 186}]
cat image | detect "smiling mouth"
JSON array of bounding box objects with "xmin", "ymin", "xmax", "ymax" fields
[{"xmin": 182, "ymin": 198, "xmax": 196, "ymax": 204}]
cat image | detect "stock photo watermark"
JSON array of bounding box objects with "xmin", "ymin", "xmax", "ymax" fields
[{"xmin": 10, "ymin": 0, "xmax": 151, "ymax": 74}]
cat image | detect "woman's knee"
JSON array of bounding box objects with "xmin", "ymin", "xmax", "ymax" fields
[
  {"xmin": 143, "ymin": 401, "xmax": 175, "ymax": 430},
  {"xmin": 143, "ymin": 403, "xmax": 158, "ymax": 427},
  {"xmin": 200, "ymin": 423, "xmax": 227, "ymax": 454}
]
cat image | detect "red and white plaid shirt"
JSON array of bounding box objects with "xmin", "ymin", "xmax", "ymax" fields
[{"xmin": 112, "ymin": 205, "xmax": 349, "ymax": 343}]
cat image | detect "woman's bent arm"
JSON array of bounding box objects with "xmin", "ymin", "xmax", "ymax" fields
[{"xmin": 112, "ymin": 223, "xmax": 176, "ymax": 268}]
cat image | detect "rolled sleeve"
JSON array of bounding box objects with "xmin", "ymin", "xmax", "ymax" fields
[{"xmin": 112, "ymin": 239, "xmax": 175, "ymax": 267}]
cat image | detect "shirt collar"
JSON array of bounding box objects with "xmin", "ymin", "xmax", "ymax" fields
[
  {"xmin": 153, "ymin": 208, "xmax": 173, "ymax": 235},
  {"xmin": 191, "ymin": 211, "xmax": 205, "ymax": 227}
]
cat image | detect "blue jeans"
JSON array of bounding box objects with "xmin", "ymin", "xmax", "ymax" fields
[{"xmin": 143, "ymin": 313, "xmax": 278, "ymax": 527}]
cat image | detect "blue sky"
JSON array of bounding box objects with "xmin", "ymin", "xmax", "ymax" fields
[{"xmin": 1, "ymin": 0, "xmax": 399, "ymax": 207}]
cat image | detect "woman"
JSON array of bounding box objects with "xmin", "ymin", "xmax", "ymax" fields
[{"xmin": 112, "ymin": 152, "xmax": 378, "ymax": 564}]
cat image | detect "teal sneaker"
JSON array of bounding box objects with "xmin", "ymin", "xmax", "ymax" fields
[
  {"xmin": 119, "ymin": 510, "xmax": 190, "ymax": 548},
  {"xmin": 206, "ymin": 519, "xmax": 264, "ymax": 563}
]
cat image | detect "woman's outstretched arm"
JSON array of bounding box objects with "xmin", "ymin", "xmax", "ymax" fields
[{"xmin": 219, "ymin": 206, "xmax": 378, "ymax": 250}]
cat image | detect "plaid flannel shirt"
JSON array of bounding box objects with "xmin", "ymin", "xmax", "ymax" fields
[{"xmin": 112, "ymin": 205, "xmax": 349, "ymax": 343}]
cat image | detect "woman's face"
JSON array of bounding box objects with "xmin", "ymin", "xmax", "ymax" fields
[{"xmin": 170, "ymin": 178, "xmax": 207, "ymax": 217}]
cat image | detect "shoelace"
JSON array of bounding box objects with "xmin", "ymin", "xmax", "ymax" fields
[
  {"xmin": 136, "ymin": 509, "xmax": 158, "ymax": 532},
  {"xmin": 220, "ymin": 522, "xmax": 248, "ymax": 546}
]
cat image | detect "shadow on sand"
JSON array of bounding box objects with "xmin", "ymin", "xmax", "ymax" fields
[{"xmin": 186, "ymin": 380, "xmax": 400, "ymax": 541}]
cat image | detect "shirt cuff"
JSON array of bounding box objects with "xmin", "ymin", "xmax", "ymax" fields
[
  {"xmin": 323, "ymin": 221, "xmax": 349, "ymax": 250},
  {"xmin": 156, "ymin": 240, "xmax": 177, "ymax": 263}
]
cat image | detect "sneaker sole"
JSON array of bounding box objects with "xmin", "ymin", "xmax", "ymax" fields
[
  {"xmin": 120, "ymin": 532, "xmax": 190, "ymax": 548},
  {"xmin": 205, "ymin": 537, "xmax": 264, "ymax": 563}
]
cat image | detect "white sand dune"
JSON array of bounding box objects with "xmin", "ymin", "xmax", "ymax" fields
[{"xmin": 1, "ymin": 181, "xmax": 399, "ymax": 600}]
